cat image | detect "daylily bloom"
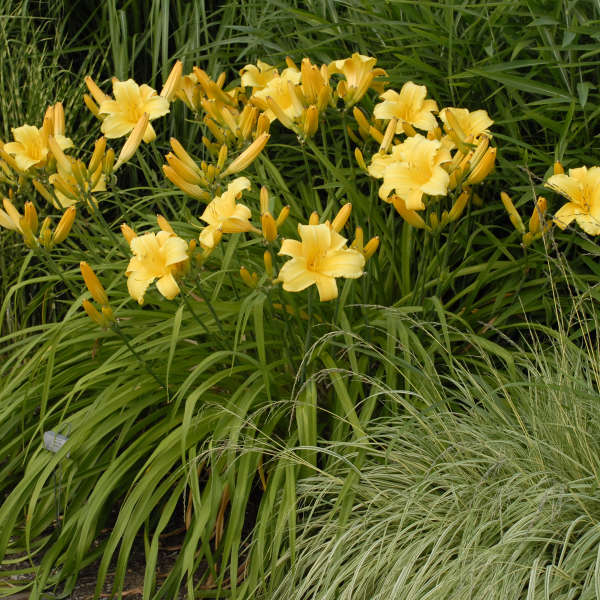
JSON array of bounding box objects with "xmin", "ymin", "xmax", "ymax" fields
[
  {"xmin": 4, "ymin": 124, "xmax": 72, "ymax": 171},
  {"xmin": 126, "ymin": 230, "xmax": 189, "ymax": 304},
  {"xmin": 199, "ymin": 177, "xmax": 254, "ymax": 248},
  {"xmin": 329, "ymin": 53, "xmax": 386, "ymax": 106},
  {"xmin": 251, "ymin": 74, "xmax": 305, "ymax": 124},
  {"xmin": 545, "ymin": 166, "xmax": 600, "ymax": 235},
  {"xmin": 439, "ymin": 107, "xmax": 493, "ymax": 143},
  {"xmin": 375, "ymin": 135, "xmax": 452, "ymax": 209},
  {"xmin": 98, "ymin": 79, "xmax": 170, "ymax": 143},
  {"xmin": 278, "ymin": 223, "xmax": 365, "ymax": 301},
  {"xmin": 240, "ymin": 60, "xmax": 279, "ymax": 91},
  {"xmin": 373, "ymin": 82, "xmax": 438, "ymax": 133}
]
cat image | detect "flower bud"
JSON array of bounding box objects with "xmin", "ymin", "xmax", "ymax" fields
[
  {"xmin": 157, "ymin": 214, "xmax": 175, "ymax": 234},
  {"xmin": 39, "ymin": 216, "xmax": 52, "ymax": 248},
  {"xmin": 23, "ymin": 201, "xmax": 38, "ymax": 235},
  {"xmin": 160, "ymin": 60, "xmax": 183, "ymax": 101},
  {"xmin": 80, "ymin": 261, "xmax": 109, "ymax": 306},
  {"xmin": 363, "ymin": 236, "xmax": 379, "ymax": 260},
  {"xmin": 331, "ymin": 203, "xmax": 352, "ymax": 232},
  {"xmin": 114, "ymin": 112, "xmax": 149, "ymax": 170},
  {"xmin": 85, "ymin": 75, "xmax": 109, "ymax": 105},
  {"xmin": 303, "ymin": 105, "xmax": 319, "ymax": 139},
  {"xmin": 121, "ymin": 223, "xmax": 137, "ymax": 244},
  {"xmin": 276, "ymin": 206, "xmax": 290, "ymax": 227},
  {"xmin": 261, "ymin": 211, "xmax": 277, "ymax": 242},
  {"xmin": 240, "ymin": 266, "xmax": 257, "ymax": 288},
  {"xmin": 260, "ymin": 186, "xmax": 269, "ymax": 214},
  {"xmin": 448, "ymin": 189, "xmax": 471, "ymax": 222},
  {"xmin": 82, "ymin": 299, "xmax": 108, "ymax": 328},
  {"xmin": 309, "ymin": 211, "xmax": 319, "ymax": 225},
  {"xmin": 222, "ymin": 133, "xmax": 270, "ymax": 176},
  {"xmin": 264, "ymin": 250, "xmax": 273, "ymax": 278},
  {"xmin": 88, "ymin": 137, "xmax": 107, "ymax": 174},
  {"xmin": 351, "ymin": 226, "xmax": 364, "ymax": 252},
  {"xmin": 354, "ymin": 147, "xmax": 367, "ymax": 171},
  {"xmin": 379, "ymin": 118, "xmax": 397, "ymax": 154},
  {"xmin": 467, "ymin": 147, "xmax": 496, "ymax": 184},
  {"xmin": 163, "ymin": 165, "xmax": 210, "ymax": 201},
  {"xmin": 390, "ymin": 195, "xmax": 429, "ymax": 230},
  {"xmin": 528, "ymin": 196, "xmax": 547, "ymax": 235},
  {"xmin": 553, "ymin": 161, "xmax": 564, "ymax": 175},
  {"xmin": 500, "ymin": 191, "xmax": 525, "ymax": 233},
  {"xmin": 83, "ymin": 94, "xmax": 100, "ymax": 118},
  {"xmin": 48, "ymin": 135, "xmax": 72, "ymax": 174},
  {"xmin": 52, "ymin": 206, "xmax": 76, "ymax": 244}
]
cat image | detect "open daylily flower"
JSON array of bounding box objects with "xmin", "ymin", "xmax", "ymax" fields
[
  {"xmin": 251, "ymin": 70, "xmax": 303, "ymax": 123},
  {"xmin": 241, "ymin": 60, "xmax": 279, "ymax": 91},
  {"xmin": 278, "ymin": 223, "xmax": 365, "ymax": 301},
  {"xmin": 373, "ymin": 82, "xmax": 438, "ymax": 133},
  {"xmin": 376, "ymin": 134, "xmax": 452, "ymax": 209},
  {"xmin": 4, "ymin": 124, "xmax": 72, "ymax": 171},
  {"xmin": 99, "ymin": 79, "xmax": 170, "ymax": 143},
  {"xmin": 199, "ymin": 177, "xmax": 254, "ymax": 248},
  {"xmin": 329, "ymin": 53, "xmax": 386, "ymax": 106},
  {"xmin": 546, "ymin": 166, "xmax": 600, "ymax": 235},
  {"xmin": 126, "ymin": 230, "xmax": 189, "ymax": 304},
  {"xmin": 439, "ymin": 107, "xmax": 493, "ymax": 140}
]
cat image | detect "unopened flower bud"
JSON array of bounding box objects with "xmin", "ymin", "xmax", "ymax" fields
[
  {"xmin": 88, "ymin": 137, "xmax": 107, "ymax": 174},
  {"xmin": 309, "ymin": 211, "xmax": 319, "ymax": 225},
  {"xmin": 80, "ymin": 261, "xmax": 109, "ymax": 306},
  {"xmin": 500, "ymin": 192, "xmax": 525, "ymax": 233},
  {"xmin": 23, "ymin": 201, "xmax": 38, "ymax": 235},
  {"xmin": 264, "ymin": 250, "xmax": 273, "ymax": 278},
  {"xmin": 121, "ymin": 223, "xmax": 137, "ymax": 244},
  {"xmin": 82, "ymin": 299, "xmax": 108, "ymax": 328},
  {"xmin": 379, "ymin": 118, "xmax": 397, "ymax": 154},
  {"xmin": 261, "ymin": 211, "xmax": 277, "ymax": 242},
  {"xmin": 157, "ymin": 214, "xmax": 175, "ymax": 234},
  {"xmin": 331, "ymin": 203, "xmax": 352, "ymax": 232},
  {"xmin": 52, "ymin": 206, "xmax": 76, "ymax": 244},
  {"xmin": 529, "ymin": 196, "xmax": 547, "ymax": 235},
  {"xmin": 467, "ymin": 147, "xmax": 496, "ymax": 184},
  {"xmin": 553, "ymin": 161, "xmax": 564, "ymax": 175},
  {"xmin": 160, "ymin": 60, "xmax": 183, "ymax": 101},
  {"xmin": 240, "ymin": 266, "xmax": 257, "ymax": 288},
  {"xmin": 448, "ymin": 189, "xmax": 471, "ymax": 222},
  {"xmin": 222, "ymin": 133, "xmax": 270, "ymax": 176},
  {"xmin": 303, "ymin": 105, "xmax": 319, "ymax": 139},
  {"xmin": 276, "ymin": 205, "xmax": 290, "ymax": 227},
  {"xmin": 114, "ymin": 112, "xmax": 149, "ymax": 170},
  {"xmin": 363, "ymin": 236, "xmax": 379, "ymax": 260},
  {"xmin": 354, "ymin": 147, "xmax": 367, "ymax": 171}
]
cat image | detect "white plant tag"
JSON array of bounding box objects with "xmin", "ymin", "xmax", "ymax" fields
[{"xmin": 43, "ymin": 431, "xmax": 69, "ymax": 455}]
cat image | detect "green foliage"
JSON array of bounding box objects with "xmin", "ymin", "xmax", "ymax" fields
[{"xmin": 1, "ymin": 1, "xmax": 600, "ymax": 599}]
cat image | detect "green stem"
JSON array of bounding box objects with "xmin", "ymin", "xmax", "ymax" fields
[
  {"xmin": 112, "ymin": 323, "xmax": 167, "ymax": 390},
  {"xmin": 193, "ymin": 274, "xmax": 224, "ymax": 335}
]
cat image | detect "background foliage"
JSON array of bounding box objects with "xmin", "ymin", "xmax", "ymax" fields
[{"xmin": 1, "ymin": 0, "xmax": 600, "ymax": 598}]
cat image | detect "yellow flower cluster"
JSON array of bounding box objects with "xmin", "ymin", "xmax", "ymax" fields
[{"xmin": 354, "ymin": 81, "xmax": 495, "ymax": 230}]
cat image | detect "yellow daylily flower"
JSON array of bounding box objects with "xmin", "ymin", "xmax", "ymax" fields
[
  {"xmin": 0, "ymin": 196, "xmax": 22, "ymax": 232},
  {"xmin": 251, "ymin": 74, "xmax": 304, "ymax": 125},
  {"xmin": 98, "ymin": 79, "xmax": 170, "ymax": 143},
  {"xmin": 278, "ymin": 223, "xmax": 365, "ymax": 302},
  {"xmin": 373, "ymin": 82, "xmax": 438, "ymax": 133},
  {"xmin": 545, "ymin": 166, "xmax": 600, "ymax": 235},
  {"xmin": 439, "ymin": 107, "xmax": 493, "ymax": 144},
  {"xmin": 240, "ymin": 60, "xmax": 279, "ymax": 91},
  {"xmin": 199, "ymin": 177, "xmax": 254, "ymax": 248},
  {"xmin": 377, "ymin": 134, "xmax": 452, "ymax": 210},
  {"xmin": 4, "ymin": 124, "xmax": 72, "ymax": 171},
  {"xmin": 328, "ymin": 53, "xmax": 386, "ymax": 106},
  {"xmin": 126, "ymin": 230, "xmax": 189, "ymax": 304}
]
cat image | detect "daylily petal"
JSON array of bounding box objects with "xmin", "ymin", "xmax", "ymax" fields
[
  {"xmin": 156, "ymin": 272, "xmax": 180, "ymax": 300},
  {"xmin": 319, "ymin": 249, "xmax": 365, "ymax": 278},
  {"xmin": 279, "ymin": 239, "xmax": 303, "ymax": 258},
  {"xmin": 279, "ymin": 258, "xmax": 316, "ymax": 292},
  {"xmin": 553, "ymin": 202, "xmax": 578, "ymax": 229},
  {"xmin": 298, "ymin": 223, "xmax": 331, "ymax": 258},
  {"xmin": 314, "ymin": 274, "xmax": 338, "ymax": 301},
  {"xmin": 127, "ymin": 273, "xmax": 152, "ymax": 304}
]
